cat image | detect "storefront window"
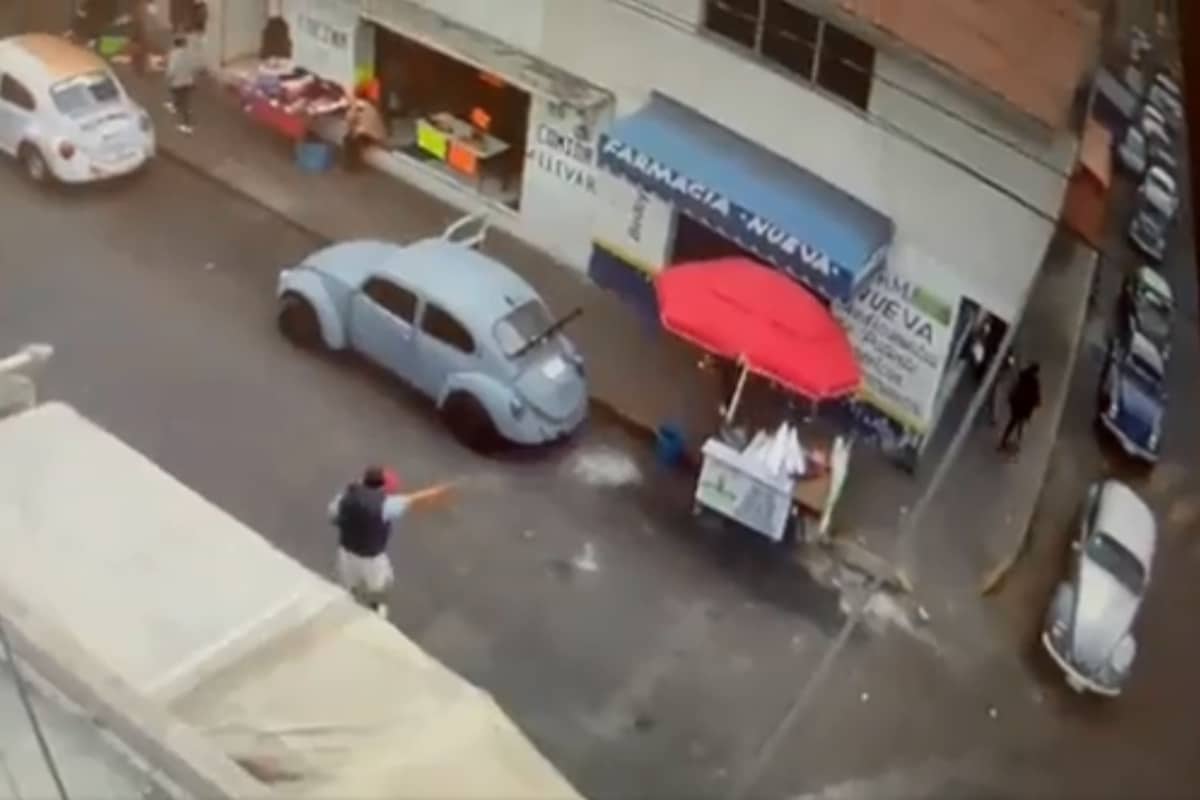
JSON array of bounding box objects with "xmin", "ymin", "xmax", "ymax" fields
[
  {"xmin": 373, "ymin": 25, "xmax": 530, "ymax": 209},
  {"xmin": 702, "ymin": 0, "xmax": 875, "ymax": 110}
]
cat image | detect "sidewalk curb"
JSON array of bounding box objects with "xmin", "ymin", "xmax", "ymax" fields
[
  {"xmin": 152, "ymin": 135, "xmax": 667, "ymax": 453},
  {"xmin": 979, "ymin": 253, "xmax": 1098, "ymax": 596},
  {"xmin": 0, "ymin": 581, "xmax": 272, "ymax": 800}
]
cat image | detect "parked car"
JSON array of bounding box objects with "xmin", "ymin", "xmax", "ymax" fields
[
  {"xmin": 0, "ymin": 33, "xmax": 154, "ymax": 184},
  {"xmin": 276, "ymin": 214, "xmax": 588, "ymax": 448},
  {"xmin": 1128, "ymin": 195, "xmax": 1171, "ymax": 262},
  {"xmin": 1118, "ymin": 266, "xmax": 1174, "ymax": 363},
  {"xmin": 1116, "ymin": 112, "xmax": 1169, "ymax": 176},
  {"xmin": 1147, "ymin": 73, "xmax": 1183, "ymax": 133},
  {"xmin": 1042, "ymin": 480, "xmax": 1157, "ymax": 697},
  {"xmin": 1147, "ymin": 140, "xmax": 1177, "ymax": 178},
  {"xmin": 1097, "ymin": 328, "xmax": 1166, "ymax": 463},
  {"xmin": 1139, "ymin": 164, "xmax": 1179, "ymax": 218}
]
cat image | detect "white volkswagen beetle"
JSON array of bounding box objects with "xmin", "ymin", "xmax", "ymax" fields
[
  {"xmin": 0, "ymin": 34, "xmax": 154, "ymax": 184},
  {"xmin": 1042, "ymin": 480, "xmax": 1157, "ymax": 697}
]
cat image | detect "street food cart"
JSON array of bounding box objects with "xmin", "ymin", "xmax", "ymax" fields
[{"xmin": 655, "ymin": 258, "xmax": 857, "ymax": 544}]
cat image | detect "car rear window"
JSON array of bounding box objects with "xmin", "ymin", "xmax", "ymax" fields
[
  {"xmin": 1087, "ymin": 533, "xmax": 1146, "ymax": 594},
  {"xmin": 51, "ymin": 71, "xmax": 120, "ymax": 116},
  {"xmin": 494, "ymin": 299, "xmax": 554, "ymax": 358}
]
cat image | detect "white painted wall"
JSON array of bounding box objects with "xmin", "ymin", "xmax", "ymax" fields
[
  {"xmin": 520, "ymin": 96, "xmax": 612, "ymax": 268},
  {"xmin": 399, "ymin": 0, "xmax": 546, "ymax": 53},
  {"xmin": 529, "ymin": 0, "xmax": 1058, "ymax": 321},
  {"xmin": 331, "ymin": 0, "xmax": 1067, "ymax": 320},
  {"xmin": 869, "ymin": 50, "xmax": 1078, "ymax": 220},
  {"xmin": 217, "ymin": 0, "xmax": 268, "ymax": 63}
]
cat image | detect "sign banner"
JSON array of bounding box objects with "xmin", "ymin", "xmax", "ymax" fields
[
  {"xmin": 283, "ymin": 0, "xmax": 358, "ymax": 87},
  {"xmin": 520, "ymin": 97, "xmax": 611, "ymax": 269},
  {"xmin": 597, "ymin": 134, "xmax": 871, "ymax": 302},
  {"xmin": 837, "ymin": 264, "xmax": 959, "ymax": 434},
  {"xmin": 591, "ymin": 169, "xmax": 675, "ymax": 273}
]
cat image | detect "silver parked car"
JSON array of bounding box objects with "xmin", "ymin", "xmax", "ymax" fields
[
  {"xmin": 276, "ymin": 214, "xmax": 587, "ymax": 448},
  {"xmin": 1042, "ymin": 480, "xmax": 1157, "ymax": 697}
]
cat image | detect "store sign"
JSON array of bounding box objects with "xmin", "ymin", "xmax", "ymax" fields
[
  {"xmin": 836, "ymin": 263, "xmax": 960, "ymax": 434},
  {"xmin": 591, "ymin": 169, "xmax": 674, "ymax": 273},
  {"xmin": 597, "ymin": 135, "xmax": 859, "ymax": 302},
  {"xmin": 284, "ymin": 0, "xmax": 357, "ymax": 86},
  {"xmin": 526, "ymin": 123, "xmax": 597, "ymax": 194}
]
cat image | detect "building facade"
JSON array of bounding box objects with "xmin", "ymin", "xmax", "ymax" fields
[{"xmin": 192, "ymin": 0, "xmax": 1099, "ymax": 466}]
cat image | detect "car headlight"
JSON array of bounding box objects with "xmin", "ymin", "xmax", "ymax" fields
[
  {"xmin": 1099, "ymin": 635, "xmax": 1137, "ymax": 687},
  {"xmin": 1047, "ymin": 585, "xmax": 1073, "ymax": 640}
]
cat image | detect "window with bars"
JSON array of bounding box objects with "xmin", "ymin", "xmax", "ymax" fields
[{"xmin": 703, "ymin": 0, "xmax": 875, "ymax": 110}]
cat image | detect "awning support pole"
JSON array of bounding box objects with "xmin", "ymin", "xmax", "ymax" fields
[{"xmin": 723, "ymin": 358, "xmax": 750, "ymax": 426}]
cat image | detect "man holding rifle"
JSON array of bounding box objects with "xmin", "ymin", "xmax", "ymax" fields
[{"xmin": 328, "ymin": 466, "xmax": 452, "ymax": 619}]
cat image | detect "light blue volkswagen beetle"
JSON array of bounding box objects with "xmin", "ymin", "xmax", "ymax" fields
[{"xmin": 276, "ymin": 214, "xmax": 587, "ymax": 448}]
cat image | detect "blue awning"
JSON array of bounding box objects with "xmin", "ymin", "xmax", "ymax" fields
[{"xmin": 596, "ymin": 95, "xmax": 894, "ymax": 303}]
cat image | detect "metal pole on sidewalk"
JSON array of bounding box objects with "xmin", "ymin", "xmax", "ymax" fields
[{"xmin": 728, "ymin": 267, "xmax": 1038, "ymax": 800}]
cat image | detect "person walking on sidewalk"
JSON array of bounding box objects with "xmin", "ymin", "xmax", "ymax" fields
[
  {"xmin": 999, "ymin": 362, "xmax": 1041, "ymax": 453},
  {"xmin": 328, "ymin": 466, "xmax": 454, "ymax": 618},
  {"xmin": 164, "ymin": 34, "xmax": 200, "ymax": 134}
]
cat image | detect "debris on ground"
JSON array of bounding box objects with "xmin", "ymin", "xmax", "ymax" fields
[
  {"xmin": 571, "ymin": 541, "xmax": 600, "ymax": 572},
  {"xmin": 568, "ymin": 446, "xmax": 643, "ymax": 487}
]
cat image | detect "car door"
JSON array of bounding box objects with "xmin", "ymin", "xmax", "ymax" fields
[
  {"xmin": 348, "ymin": 276, "xmax": 421, "ymax": 387},
  {"xmin": 0, "ymin": 73, "xmax": 37, "ymax": 155},
  {"xmin": 414, "ymin": 301, "xmax": 479, "ymax": 399}
]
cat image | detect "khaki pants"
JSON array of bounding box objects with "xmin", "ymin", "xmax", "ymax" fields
[{"xmin": 335, "ymin": 548, "xmax": 394, "ymax": 608}]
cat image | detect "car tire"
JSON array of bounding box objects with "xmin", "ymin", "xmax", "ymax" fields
[
  {"xmin": 18, "ymin": 144, "xmax": 50, "ymax": 185},
  {"xmin": 277, "ymin": 293, "xmax": 324, "ymax": 350},
  {"xmin": 441, "ymin": 392, "xmax": 498, "ymax": 452}
]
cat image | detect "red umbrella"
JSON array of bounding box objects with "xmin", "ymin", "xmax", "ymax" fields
[{"xmin": 655, "ymin": 258, "xmax": 860, "ymax": 400}]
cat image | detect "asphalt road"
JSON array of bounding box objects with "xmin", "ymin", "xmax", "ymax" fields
[
  {"xmin": 0, "ymin": 157, "xmax": 864, "ymax": 799},
  {"xmin": 2, "ymin": 155, "xmax": 1197, "ymax": 799}
]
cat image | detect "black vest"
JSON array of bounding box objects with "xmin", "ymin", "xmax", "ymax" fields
[{"xmin": 336, "ymin": 484, "xmax": 389, "ymax": 557}]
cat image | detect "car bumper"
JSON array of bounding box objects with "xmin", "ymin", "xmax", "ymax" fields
[
  {"xmin": 499, "ymin": 400, "xmax": 588, "ymax": 446},
  {"xmin": 1041, "ymin": 632, "xmax": 1122, "ymax": 697},
  {"xmin": 51, "ymin": 144, "xmax": 155, "ymax": 184},
  {"xmin": 1099, "ymin": 412, "xmax": 1159, "ymax": 462}
]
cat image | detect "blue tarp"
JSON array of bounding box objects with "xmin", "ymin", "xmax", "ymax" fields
[{"xmin": 595, "ymin": 94, "xmax": 894, "ymax": 303}]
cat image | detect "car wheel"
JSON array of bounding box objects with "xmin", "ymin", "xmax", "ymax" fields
[
  {"xmin": 19, "ymin": 144, "xmax": 50, "ymax": 185},
  {"xmin": 277, "ymin": 293, "xmax": 324, "ymax": 350},
  {"xmin": 441, "ymin": 392, "xmax": 498, "ymax": 451}
]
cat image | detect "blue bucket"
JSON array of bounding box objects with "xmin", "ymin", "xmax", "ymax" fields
[
  {"xmin": 655, "ymin": 423, "xmax": 686, "ymax": 467},
  {"xmin": 294, "ymin": 140, "xmax": 333, "ymax": 174}
]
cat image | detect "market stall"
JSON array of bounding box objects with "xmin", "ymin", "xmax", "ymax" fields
[
  {"xmin": 223, "ymin": 59, "xmax": 349, "ymax": 142},
  {"xmin": 655, "ymin": 258, "xmax": 858, "ymax": 545}
]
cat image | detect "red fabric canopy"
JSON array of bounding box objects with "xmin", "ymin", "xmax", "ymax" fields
[{"xmin": 655, "ymin": 258, "xmax": 860, "ymax": 400}]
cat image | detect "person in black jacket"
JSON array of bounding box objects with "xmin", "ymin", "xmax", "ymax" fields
[
  {"xmin": 327, "ymin": 466, "xmax": 454, "ymax": 618},
  {"xmin": 328, "ymin": 466, "xmax": 409, "ymax": 617},
  {"xmin": 999, "ymin": 363, "xmax": 1041, "ymax": 453}
]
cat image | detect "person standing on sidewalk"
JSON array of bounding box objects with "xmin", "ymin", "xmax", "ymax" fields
[
  {"xmin": 164, "ymin": 34, "xmax": 200, "ymax": 134},
  {"xmin": 328, "ymin": 466, "xmax": 454, "ymax": 618},
  {"xmin": 999, "ymin": 362, "xmax": 1041, "ymax": 453}
]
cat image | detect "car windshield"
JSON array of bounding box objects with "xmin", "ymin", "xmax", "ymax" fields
[
  {"xmin": 1124, "ymin": 351, "xmax": 1163, "ymax": 390},
  {"xmin": 1086, "ymin": 532, "xmax": 1146, "ymax": 595},
  {"xmin": 1140, "ymin": 203, "xmax": 1168, "ymax": 232},
  {"xmin": 1135, "ymin": 287, "xmax": 1172, "ymax": 340},
  {"xmin": 51, "ymin": 72, "xmax": 120, "ymax": 116},
  {"xmin": 494, "ymin": 299, "xmax": 556, "ymax": 357}
]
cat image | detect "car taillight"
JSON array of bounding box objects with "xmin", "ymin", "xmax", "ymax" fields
[{"xmin": 57, "ymin": 140, "xmax": 76, "ymax": 159}]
